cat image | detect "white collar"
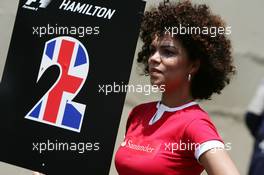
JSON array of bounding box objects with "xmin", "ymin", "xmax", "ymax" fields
[
  {"xmin": 149, "ymin": 101, "xmax": 198, "ymax": 125},
  {"xmin": 156, "ymin": 101, "xmax": 198, "ymax": 112}
]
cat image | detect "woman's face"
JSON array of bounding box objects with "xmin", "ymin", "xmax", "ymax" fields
[{"xmin": 148, "ymin": 35, "xmax": 194, "ymax": 92}]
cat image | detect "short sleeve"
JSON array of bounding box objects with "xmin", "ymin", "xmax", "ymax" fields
[
  {"xmin": 248, "ymin": 80, "xmax": 264, "ymax": 115},
  {"xmin": 183, "ymin": 118, "xmax": 224, "ymax": 161}
]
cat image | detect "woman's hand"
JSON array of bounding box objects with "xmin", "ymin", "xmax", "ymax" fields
[{"xmin": 200, "ymin": 148, "xmax": 240, "ymax": 175}]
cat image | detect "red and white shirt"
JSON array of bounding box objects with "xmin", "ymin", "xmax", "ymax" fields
[{"xmin": 115, "ymin": 101, "xmax": 225, "ymax": 175}]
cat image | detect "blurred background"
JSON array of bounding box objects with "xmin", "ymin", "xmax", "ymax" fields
[{"xmin": 1, "ymin": 0, "xmax": 264, "ymax": 174}]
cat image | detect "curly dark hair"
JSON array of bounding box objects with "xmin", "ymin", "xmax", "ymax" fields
[{"xmin": 137, "ymin": 0, "xmax": 236, "ymax": 100}]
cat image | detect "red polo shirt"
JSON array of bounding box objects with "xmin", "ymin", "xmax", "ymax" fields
[{"xmin": 115, "ymin": 101, "xmax": 224, "ymax": 175}]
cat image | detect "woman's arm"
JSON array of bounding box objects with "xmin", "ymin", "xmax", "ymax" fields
[{"xmin": 200, "ymin": 149, "xmax": 240, "ymax": 175}]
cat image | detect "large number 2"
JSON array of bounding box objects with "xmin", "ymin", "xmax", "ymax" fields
[{"xmin": 25, "ymin": 36, "xmax": 89, "ymax": 132}]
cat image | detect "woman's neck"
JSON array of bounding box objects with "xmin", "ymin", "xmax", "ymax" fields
[{"xmin": 161, "ymin": 85, "xmax": 193, "ymax": 108}]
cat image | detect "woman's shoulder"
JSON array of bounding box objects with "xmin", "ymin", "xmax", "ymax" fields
[
  {"xmin": 182, "ymin": 105, "xmax": 219, "ymax": 135},
  {"xmin": 125, "ymin": 101, "xmax": 157, "ymax": 133},
  {"xmin": 177, "ymin": 104, "xmax": 215, "ymax": 127},
  {"xmin": 126, "ymin": 101, "xmax": 157, "ymax": 121}
]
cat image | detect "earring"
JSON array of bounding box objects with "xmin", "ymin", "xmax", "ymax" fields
[{"xmin": 188, "ymin": 74, "xmax": 192, "ymax": 82}]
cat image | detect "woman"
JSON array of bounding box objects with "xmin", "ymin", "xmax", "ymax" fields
[{"xmin": 115, "ymin": 1, "xmax": 240, "ymax": 175}]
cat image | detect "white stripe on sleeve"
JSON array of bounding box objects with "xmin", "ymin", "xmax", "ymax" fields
[{"xmin": 195, "ymin": 140, "xmax": 225, "ymax": 161}]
